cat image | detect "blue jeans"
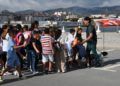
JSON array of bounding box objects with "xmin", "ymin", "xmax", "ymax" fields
[
  {"xmin": 27, "ymin": 50, "xmax": 37, "ymax": 72},
  {"xmin": 77, "ymin": 45, "xmax": 86, "ymax": 59},
  {"xmin": 7, "ymin": 50, "xmax": 20, "ymax": 68}
]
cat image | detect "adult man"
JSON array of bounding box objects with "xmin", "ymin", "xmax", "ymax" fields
[{"xmin": 82, "ymin": 17, "xmax": 101, "ymax": 67}]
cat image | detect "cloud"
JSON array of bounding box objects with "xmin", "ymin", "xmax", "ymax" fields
[
  {"xmin": 0, "ymin": 0, "xmax": 119, "ymax": 11},
  {"xmin": 101, "ymin": 0, "xmax": 120, "ymax": 7}
]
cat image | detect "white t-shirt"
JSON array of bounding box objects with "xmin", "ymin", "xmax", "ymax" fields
[
  {"xmin": 2, "ymin": 33, "xmax": 15, "ymax": 52},
  {"xmin": 65, "ymin": 33, "xmax": 75, "ymax": 51},
  {"xmin": 65, "ymin": 33, "xmax": 74, "ymax": 45},
  {"xmin": 2, "ymin": 33, "xmax": 9, "ymax": 52}
]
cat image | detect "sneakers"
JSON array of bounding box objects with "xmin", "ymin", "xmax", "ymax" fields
[
  {"xmin": 43, "ymin": 70, "xmax": 48, "ymax": 74},
  {"xmin": 3, "ymin": 72, "xmax": 11, "ymax": 76},
  {"xmin": 19, "ymin": 74, "xmax": 27, "ymax": 80},
  {"xmin": 48, "ymin": 71, "xmax": 53, "ymax": 74},
  {"xmin": 19, "ymin": 74, "xmax": 26, "ymax": 80},
  {"xmin": 57, "ymin": 69, "xmax": 66, "ymax": 73},
  {"xmin": 61, "ymin": 70, "xmax": 66, "ymax": 73},
  {"xmin": 32, "ymin": 71, "xmax": 39, "ymax": 75},
  {"xmin": 81, "ymin": 57, "xmax": 86, "ymax": 62},
  {"xmin": 14, "ymin": 71, "xmax": 19, "ymax": 76},
  {"xmin": 57, "ymin": 70, "xmax": 61, "ymax": 73},
  {"xmin": 19, "ymin": 75, "xmax": 23, "ymax": 78},
  {"xmin": 0, "ymin": 76, "xmax": 3, "ymax": 82}
]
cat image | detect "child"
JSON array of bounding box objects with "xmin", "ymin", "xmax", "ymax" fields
[
  {"xmin": 41, "ymin": 28, "xmax": 54, "ymax": 73},
  {"xmin": 27, "ymin": 30, "xmax": 42, "ymax": 74},
  {"xmin": 65, "ymin": 29, "xmax": 75, "ymax": 69},
  {"xmin": 0, "ymin": 29, "xmax": 25, "ymax": 81},
  {"xmin": 0, "ymin": 37, "xmax": 4, "ymax": 70},
  {"xmin": 54, "ymin": 29, "xmax": 66, "ymax": 73}
]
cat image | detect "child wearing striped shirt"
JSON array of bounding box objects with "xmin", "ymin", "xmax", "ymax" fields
[{"xmin": 41, "ymin": 28, "xmax": 54, "ymax": 73}]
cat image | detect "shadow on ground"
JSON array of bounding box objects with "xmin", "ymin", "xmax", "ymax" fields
[
  {"xmin": 1, "ymin": 58, "xmax": 120, "ymax": 85},
  {"xmin": 0, "ymin": 73, "xmax": 43, "ymax": 85},
  {"xmin": 103, "ymin": 58, "xmax": 120, "ymax": 66}
]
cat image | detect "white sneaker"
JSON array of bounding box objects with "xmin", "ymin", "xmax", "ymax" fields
[
  {"xmin": 14, "ymin": 71, "xmax": 19, "ymax": 76},
  {"xmin": 4, "ymin": 72, "xmax": 11, "ymax": 76},
  {"xmin": 62, "ymin": 70, "xmax": 66, "ymax": 73},
  {"xmin": 57, "ymin": 70, "xmax": 61, "ymax": 73},
  {"xmin": 0, "ymin": 76, "xmax": 3, "ymax": 82},
  {"xmin": 32, "ymin": 71, "xmax": 39, "ymax": 75},
  {"xmin": 87, "ymin": 63, "xmax": 90, "ymax": 67},
  {"xmin": 81, "ymin": 57, "xmax": 86, "ymax": 62}
]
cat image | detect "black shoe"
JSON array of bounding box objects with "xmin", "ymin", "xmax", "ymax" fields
[
  {"xmin": 19, "ymin": 75, "xmax": 23, "ymax": 79},
  {"xmin": 95, "ymin": 63, "xmax": 102, "ymax": 67},
  {"xmin": 48, "ymin": 71, "xmax": 54, "ymax": 74},
  {"xmin": 19, "ymin": 75, "xmax": 26, "ymax": 79},
  {"xmin": 43, "ymin": 70, "xmax": 48, "ymax": 74},
  {"xmin": 101, "ymin": 52, "xmax": 108, "ymax": 56}
]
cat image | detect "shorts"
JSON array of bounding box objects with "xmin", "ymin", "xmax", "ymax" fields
[
  {"xmin": 6, "ymin": 51, "xmax": 20, "ymax": 68},
  {"xmin": 42, "ymin": 54, "xmax": 54, "ymax": 63}
]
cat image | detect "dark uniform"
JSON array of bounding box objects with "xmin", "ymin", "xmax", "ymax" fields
[{"xmin": 86, "ymin": 23, "xmax": 101, "ymax": 67}]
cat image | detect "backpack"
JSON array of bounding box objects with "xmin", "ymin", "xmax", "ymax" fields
[{"xmin": 14, "ymin": 32, "xmax": 24, "ymax": 45}]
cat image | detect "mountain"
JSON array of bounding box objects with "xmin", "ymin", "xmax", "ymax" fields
[
  {"xmin": 43, "ymin": 6, "xmax": 120, "ymax": 15},
  {"xmin": 15, "ymin": 10, "xmax": 37, "ymax": 15},
  {"xmin": 43, "ymin": 6, "xmax": 88, "ymax": 15},
  {"xmin": 1, "ymin": 6, "xmax": 119, "ymax": 16}
]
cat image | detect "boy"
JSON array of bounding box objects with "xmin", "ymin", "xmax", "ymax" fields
[
  {"xmin": 41, "ymin": 28, "xmax": 54, "ymax": 73},
  {"xmin": 27, "ymin": 30, "xmax": 42, "ymax": 74},
  {"xmin": 0, "ymin": 37, "xmax": 4, "ymax": 70},
  {"xmin": 65, "ymin": 29, "xmax": 75, "ymax": 69}
]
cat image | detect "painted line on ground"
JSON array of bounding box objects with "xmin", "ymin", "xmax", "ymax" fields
[
  {"xmin": 102, "ymin": 64, "xmax": 120, "ymax": 69},
  {"xmin": 93, "ymin": 68, "xmax": 117, "ymax": 72},
  {"xmin": 101, "ymin": 49, "xmax": 115, "ymax": 52},
  {"xmin": 92, "ymin": 63, "xmax": 120, "ymax": 72}
]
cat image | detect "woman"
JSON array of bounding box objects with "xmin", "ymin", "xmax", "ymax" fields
[{"xmin": 72, "ymin": 28, "xmax": 86, "ymax": 67}]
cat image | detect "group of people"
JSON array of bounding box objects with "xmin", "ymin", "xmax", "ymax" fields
[{"xmin": 0, "ymin": 17, "xmax": 102, "ymax": 81}]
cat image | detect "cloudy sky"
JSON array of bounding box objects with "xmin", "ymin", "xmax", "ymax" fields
[{"xmin": 0, "ymin": 0, "xmax": 120, "ymax": 11}]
